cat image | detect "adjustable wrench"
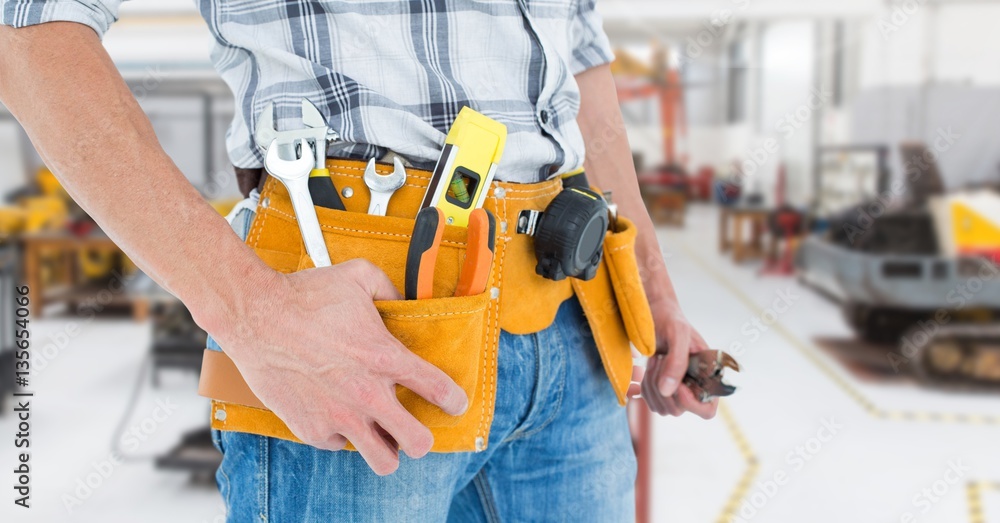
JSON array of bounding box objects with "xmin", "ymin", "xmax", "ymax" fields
[
  {"xmin": 256, "ymin": 100, "xmax": 345, "ymax": 210},
  {"xmin": 263, "ymin": 139, "xmax": 332, "ymax": 268},
  {"xmin": 363, "ymin": 157, "xmax": 407, "ymax": 216}
]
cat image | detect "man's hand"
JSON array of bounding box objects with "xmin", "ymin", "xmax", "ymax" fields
[
  {"xmin": 638, "ymin": 300, "xmax": 718, "ymax": 419},
  {"xmin": 213, "ymin": 259, "xmax": 469, "ymax": 476},
  {"xmin": 574, "ymin": 64, "xmax": 717, "ymax": 420}
]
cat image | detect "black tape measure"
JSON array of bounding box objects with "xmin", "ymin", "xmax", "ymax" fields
[{"xmin": 517, "ymin": 186, "xmax": 609, "ymax": 281}]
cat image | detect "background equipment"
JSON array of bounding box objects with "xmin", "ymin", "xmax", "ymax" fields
[{"xmin": 799, "ymin": 143, "xmax": 1000, "ymax": 389}]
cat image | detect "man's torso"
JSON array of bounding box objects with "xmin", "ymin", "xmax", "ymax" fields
[{"xmin": 198, "ymin": 0, "xmax": 612, "ymax": 182}]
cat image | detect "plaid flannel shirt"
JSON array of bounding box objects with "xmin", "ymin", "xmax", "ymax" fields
[{"xmin": 2, "ymin": 0, "xmax": 614, "ymax": 182}]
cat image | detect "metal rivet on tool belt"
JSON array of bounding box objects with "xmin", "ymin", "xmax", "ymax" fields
[
  {"xmin": 446, "ymin": 216, "xmax": 454, "ymax": 225},
  {"xmin": 214, "ymin": 409, "xmax": 227, "ymax": 421},
  {"xmin": 493, "ymin": 187, "xmax": 506, "ymax": 199},
  {"xmin": 490, "ymin": 287, "xmax": 500, "ymax": 300},
  {"xmin": 341, "ymin": 187, "xmax": 353, "ymax": 198},
  {"xmin": 499, "ymin": 221, "xmax": 508, "ymax": 234},
  {"xmin": 475, "ymin": 437, "xmax": 485, "ymax": 451},
  {"xmin": 261, "ymin": 197, "xmax": 270, "ymax": 209}
]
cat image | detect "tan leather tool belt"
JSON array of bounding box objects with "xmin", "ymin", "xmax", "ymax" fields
[{"xmin": 198, "ymin": 158, "xmax": 655, "ymax": 452}]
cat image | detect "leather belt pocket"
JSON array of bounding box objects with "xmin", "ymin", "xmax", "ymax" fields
[
  {"xmin": 199, "ymin": 177, "xmax": 499, "ymax": 453},
  {"xmin": 602, "ymin": 216, "xmax": 656, "ymax": 357},
  {"xmin": 571, "ymin": 216, "xmax": 656, "ymax": 405}
]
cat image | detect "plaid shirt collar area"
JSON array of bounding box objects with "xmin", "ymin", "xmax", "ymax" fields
[{"xmin": 2, "ymin": 0, "xmax": 615, "ymax": 183}]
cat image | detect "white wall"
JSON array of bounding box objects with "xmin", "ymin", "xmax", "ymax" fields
[
  {"xmin": 859, "ymin": 2, "xmax": 1000, "ymax": 89},
  {"xmin": 665, "ymin": 0, "xmax": 1000, "ymax": 204},
  {"xmin": 849, "ymin": 2, "xmax": 1000, "ymax": 189}
]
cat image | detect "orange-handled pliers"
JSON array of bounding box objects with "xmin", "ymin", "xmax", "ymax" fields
[
  {"xmin": 455, "ymin": 208, "xmax": 496, "ymax": 297},
  {"xmin": 405, "ymin": 207, "xmax": 496, "ymax": 300}
]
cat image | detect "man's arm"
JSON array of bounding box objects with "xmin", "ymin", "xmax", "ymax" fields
[
  {"xmin": 0, "ymin": 22, "xmax": 468, "ymax": 474},
  {"xmin": 575, "ymin": 64, "xmax": 717, "ymax": 419}
]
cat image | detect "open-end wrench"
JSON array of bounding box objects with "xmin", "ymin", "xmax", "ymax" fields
[
  {"xmin": 263, "ymin": 138, "xmax": 332, "ymax": 268},
  {"xmin": 363, "ymin": 157, "xmax": 407, "ymax": 216}
]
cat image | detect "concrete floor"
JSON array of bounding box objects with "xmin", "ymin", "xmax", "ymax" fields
[
  {"xmin": 1, "ymin": 204, "xmax": 998, "ymax": 522},
  {"xmin": 652, "ymin": 205, "xmax": 1000, "ymax": 523}
]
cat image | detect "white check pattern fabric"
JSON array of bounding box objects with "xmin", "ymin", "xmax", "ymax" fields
[{"xmin": 2, "ymin": 0, "xmax": 614, "ymax": 182}]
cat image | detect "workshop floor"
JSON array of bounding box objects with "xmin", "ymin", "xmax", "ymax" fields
[{"xmin": 2, "ymin": 204, "xmax": 998, "ymax": 523}]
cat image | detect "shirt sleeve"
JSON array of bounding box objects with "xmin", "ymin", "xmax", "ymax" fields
[
  {"xmin": 568, "ymin": 0, "xmax": 615, "ymax": 75},
  {"xmin": 1, "ymin": 0, "xmax": 123, "ymax": 38}
]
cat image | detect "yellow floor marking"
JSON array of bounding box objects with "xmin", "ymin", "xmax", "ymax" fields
[
  {"xmin": 680, "ymin": 240, "xmax": 1000, "ymax": 427},
  {"xmin": 967, "ymin": 481, "xmax": 1000, "ymax": 523},
  {"xmin": 714, "ymin": 402, "xmax": 759, "ymax": 523}
]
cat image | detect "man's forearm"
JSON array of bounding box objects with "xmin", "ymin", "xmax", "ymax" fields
[
  {"xmin": 575, "ymin": 65, "xmax": 682, "ymax": 313},
  {"xmin": 0, "ymin": 23, "xmax": 272, "ymax": 338}
]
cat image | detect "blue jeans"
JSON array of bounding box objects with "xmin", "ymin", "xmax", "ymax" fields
[{"xmin": 210, "ymin": 205, "xmax": 636, "ymax": 522}]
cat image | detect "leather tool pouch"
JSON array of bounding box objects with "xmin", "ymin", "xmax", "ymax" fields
[
  {"xmin": 202, "ymin": 172, "xmax": 498, "ymax": 452},
  {"xmin": 199, "ymin": 160, "xmax": 655, "ymax": 453}
]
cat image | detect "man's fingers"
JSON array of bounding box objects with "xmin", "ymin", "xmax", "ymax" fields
[
  {"xmin": 342, "ymin": 259, "xmax": 403, "ymax": 301},
  {"xmin": 660, "ymin": 396, "xmax": 683, "ymax": 417},
  {"xmin": 628, "ymin": 364, "xmax": 644, "ymax": 398},
  {"xmin": 659, "ymin": 333, "xmax": 691, "ymax": 397},
  {"xmin": 627, "ymin": 382, "xmax": 642, "ymax": 399},
  {"xmin": 317, "ymin": 433, "xmax": 349, "ymax": 452},
  {"xmin": 640, "ymin": 378, "xmax": 662, "ymax": 414},
  {"xmin": 371, "ymin": 399, "xmax": 434, "ymax": 459},
  {"xmin": 347, "ymin": 423, "xmax": 401, "ymax": 476},
  {"xmin": 389, "ymin": 349, "xmax": 469, "ymax": 417},
  {"xmin": 675, "ymin": 385, "xmax": 718, "ymax": 419},
  {"xmin": 642, "ymin": 355, "xmax": 669, "ymax": 414}
]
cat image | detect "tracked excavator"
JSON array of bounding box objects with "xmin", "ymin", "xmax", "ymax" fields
[{"xmin": 799, "ymin": 143, "xmax": 1000, "ymax": 389}]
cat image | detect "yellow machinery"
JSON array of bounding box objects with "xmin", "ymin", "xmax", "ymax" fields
[
  {"xmin": 1, "ymin": 169, "xmax": 121, "ymax": 282},
  {"xmin": 0, "ymin": 169, "xmax": 69, "ymax": 239}
]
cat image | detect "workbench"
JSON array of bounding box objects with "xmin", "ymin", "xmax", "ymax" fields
[
  {"xmin": 718, "ymin": 206, "xmax": 772, "ymax": 263},
  {"xmin": 20, "ymin": 233, "xmax": 146, "ymax": 320}
]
